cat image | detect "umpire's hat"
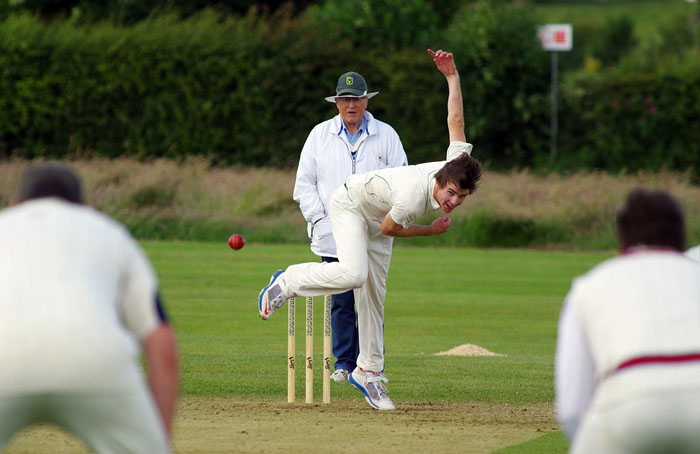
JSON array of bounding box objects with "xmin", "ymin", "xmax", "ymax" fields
[{"xmin": 325, "ymin": 72, "xmax": 378, "ymax": 103}]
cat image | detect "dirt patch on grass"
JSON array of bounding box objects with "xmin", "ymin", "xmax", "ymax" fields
[
  {"xmin": 5, "ymin": 396, "xmax": 558, "ymax": 454},
  {"xmin": 436, "ymin": 344, "xmax": 505, "ymax": 357}
]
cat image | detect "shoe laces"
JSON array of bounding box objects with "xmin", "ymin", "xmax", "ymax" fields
[
  {"xmin": 367, "ymin": 381, "xmax": 389, "ymax": 400},
  {"xmin": 268, "ymin": 284, "xmax": 285, "ymax": 310},
  {"xmin": 365, "ymin": 373, "xmax": 389, "ymax": 398},
  {"xmin": 365, "ymin": 372, "xmax": 388, "ymax": 384}
]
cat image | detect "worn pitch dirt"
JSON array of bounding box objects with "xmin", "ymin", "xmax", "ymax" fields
[{"xmin": 5, "ymin": 396, "xmax": 558, "ymax": 454}]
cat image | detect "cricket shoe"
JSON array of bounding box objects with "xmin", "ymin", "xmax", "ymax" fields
[
  {"xmin": 258, "ymin": 270, "xmax": 287, "ymax": 320},
  {"xmin": 349, "ymin": 367, "xmax": 395, "ymax": 410},
  {"xmin": 330, "ymin": 368, "xmax": 350, "ymax": 383}
]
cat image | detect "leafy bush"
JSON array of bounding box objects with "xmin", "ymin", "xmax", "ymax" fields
[
  {"xmin": 0, "ymin": 3, "xmax": 698, "ymax": 178},
  {"xmin": 0, "ymin": 4, "xmax": 552, "ymax": 168},
  {"xmin": 310, "ymin": 0, "xmax": 439, "ymax": 51},
  {"xmin": 0, "ymin": 10, "xmax": 354, "ymax": 165},
  {"xmin": 368, "ymin": 48, "xmax": 449, "ymax": 163},
  {"xmin": 2, "ymin": 0, "xmax": 315, "ymax": 23},
  {"xmin": 444, "ymin": 2, "xmax": 550, "ymax": 168},
  {"xmin": 558, "ymin": 69, "xmax": 700, "ymax": 177},
  {"xmin": 657, "ymin": 12, "xmax": 696, "ymax": 55},
  {"xmin": 617, "ymin": 10, "xmax": 700, "ymax": 74},
  {"xmin": 555, "ymin": 19, "xmax": 599, "ymax": 72},
  {"xmin": 591, "ymin": 16, "xmax": 636, "ymax": 67}
]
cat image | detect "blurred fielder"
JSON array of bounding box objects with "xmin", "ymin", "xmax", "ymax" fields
[
  {"xmin": 258, "ymin": 49, "xmax": 482, "ymax": 410},
  {"xmin": 556, "ymin": 188, "xmax": 700, "ymax": 453},
  {"xmin": 0, "ymin": 164, "xmax": 179, "ymax": 453}
]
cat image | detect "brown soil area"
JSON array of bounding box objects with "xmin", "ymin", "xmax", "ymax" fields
[{"xmin": 5, "ymin": 396, "xmax": 557, "ymax": 454}]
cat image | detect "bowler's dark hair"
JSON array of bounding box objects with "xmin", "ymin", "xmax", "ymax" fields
[
  {"xmin": 19, "ymin": 163, "xmax": 83, "ymax": 204},
  {"xmin": 435, "ymin": 153, "xmax": 482, "ymax": 194},
  {"xmin": 616, "ymin": 188, "xmax": 685, "ymax": 252}
]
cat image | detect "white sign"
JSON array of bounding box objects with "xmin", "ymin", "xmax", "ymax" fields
[{"xmin": 538, "ymin": 24, "xmax": 573, "ymax": 52}]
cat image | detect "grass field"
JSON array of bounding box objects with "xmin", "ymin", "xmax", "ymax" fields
[{"xmin": 5, "ymin": 241, "xmax": 612, "ymax": 453}]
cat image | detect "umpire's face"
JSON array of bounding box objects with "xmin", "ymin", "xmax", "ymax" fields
[{"xmin": 335, "ymin": 96, "xmax": 368, "ymax": 131}]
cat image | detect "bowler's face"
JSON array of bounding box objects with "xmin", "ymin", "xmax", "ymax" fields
[
  {"xmin": 335, "ymin": 96, "xmax": 368, "ymax": 130},
  {"xmin": 434, "ymin": 182, "xmax": 470, "ymax": 213}
]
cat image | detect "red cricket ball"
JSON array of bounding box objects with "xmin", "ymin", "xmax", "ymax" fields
[{"xmin": 228, "ymin": 234, "xmax": 245, "ymax": 250}]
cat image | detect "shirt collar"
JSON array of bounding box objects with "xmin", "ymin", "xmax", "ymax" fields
[
  {"xmin": 335, "ymin": 114, "xmax": 371, "ymax": 136},
  {"xmin": 338, "ymin": 115, "xmax": 368, "ymax": 135}
]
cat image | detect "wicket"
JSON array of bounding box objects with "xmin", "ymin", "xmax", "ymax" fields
[{"xmin": 287, "ymin": 295, "xmax": 332, "ymax": 404}]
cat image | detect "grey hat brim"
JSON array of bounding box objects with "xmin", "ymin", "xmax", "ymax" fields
[{"xmin": 325, "ymin": 92, "xmax": 378, "ymax": 103}]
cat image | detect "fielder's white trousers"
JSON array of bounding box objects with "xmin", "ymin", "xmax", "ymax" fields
[
  {"xmin": 572, "ymin": 389, "xmax": 700, "ymax": 453},
  {"xmin": 572, "ymin": 367, "xmax": 700, "ymax": 453},
  {"xmin": 283, "ymin": 185, "xmax": 393, "ymax": 373},
  {"xmin": 0, "ymin": 382, "xmax": 170, "ymax": 454}
]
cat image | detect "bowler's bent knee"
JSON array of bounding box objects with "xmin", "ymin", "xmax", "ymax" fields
[{"xmin": 340, "ymin": 267, "xmax": 367, "ymax": 290}]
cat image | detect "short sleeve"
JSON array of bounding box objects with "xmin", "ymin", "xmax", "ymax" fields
[
  {"xmin": 119, "ymin": 233, "xmax": 162, "ymax": 341},
  {"xmin": 388, "ymin": 202, "xmax": 415, "ymax": 229},
  {"xmin": 446, "ymin": 141, "xmax": 473, "ymax": 161},
  {"xmin": 388, "ymin": 188, "xmax": 424, "ymax": 228}
]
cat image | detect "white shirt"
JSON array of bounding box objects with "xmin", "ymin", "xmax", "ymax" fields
[
  {"xmin": 345, "ymin": 141, "xmax": 472, "ymax": 227},
  {"xmin": 0, "ymin": 199, "xmax": 162, "ymax": 396},
  {"xmin": 687, "ymin": 245, "xmax": 700, "ymax": 262},
  {"xmin": 294, "ymin": 111, "xmax": 407, "ymax": 257},
  {"xmin": 555, "ymin": 250, "xmax": 700, "ymax": 441}
]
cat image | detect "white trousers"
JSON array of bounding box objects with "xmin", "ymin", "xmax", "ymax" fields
[
  {"xmin": 572, "ymin": 388, "xmax": 700, "ymax": 453},
  {"xmin": 0, "ymin": 383, "xmax": 170, "ymax": 454},
  {"xmin": 284, "ymin": 185, "xmax": 393, "ymax": 372}
]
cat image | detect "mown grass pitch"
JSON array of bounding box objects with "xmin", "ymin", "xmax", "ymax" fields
[{"xmin": 7, "ymin": 241, "xmax": 611, "ymax": 453}]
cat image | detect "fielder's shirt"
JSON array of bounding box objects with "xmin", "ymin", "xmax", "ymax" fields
[
  {"xmin": 0, "ymin": 198, "xmax": 162, "ymax": 396},
  {"xmin": 555, "ymin": 250, "xmax": 700, "ymax": 439}
]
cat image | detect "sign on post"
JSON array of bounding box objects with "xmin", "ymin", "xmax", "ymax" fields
[
  {"xmin": 537, "ymin": 24, "xmax": 573, "ymax": 162},
  {"xmin": 538, "ymin": 24, "xmax": 573, "ymax": 52}
]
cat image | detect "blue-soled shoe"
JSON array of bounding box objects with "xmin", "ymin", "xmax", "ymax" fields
[
  {"xmin": 258, "ymin": 270, "xmax": 285, "ymax": 320},
  {"xmin": 349, "ymin": 367, "xmax": 395, "ymax": 410}
]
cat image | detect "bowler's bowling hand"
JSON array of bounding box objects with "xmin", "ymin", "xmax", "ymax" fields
[
  {"xmin": 427, "ymin": 49, "xmax": 456, "ymax": 77},
  {"xmin": 431, "ymin": 216, "xmax": 452, "ymax": 235}
]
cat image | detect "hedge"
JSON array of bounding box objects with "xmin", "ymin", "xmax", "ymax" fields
[
  {"xmin": 558, "ymin": 70, "xmax": 700, "ymax": 174},
  {"xmin": 0, "ymin": 11, "xmax": 351, "ymax": 165},
  {"xmin": 0, "ymin": 4, "xmax": 698, "ymax": 177}
]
